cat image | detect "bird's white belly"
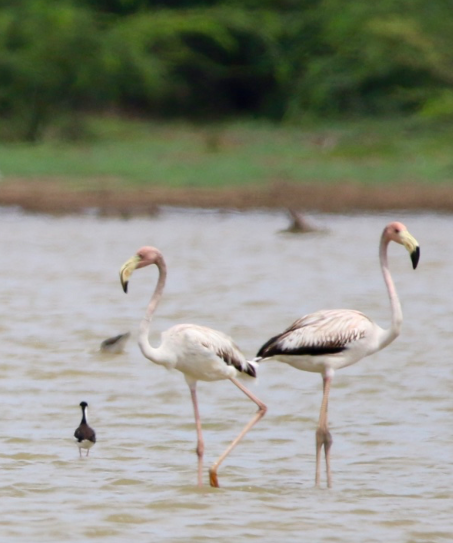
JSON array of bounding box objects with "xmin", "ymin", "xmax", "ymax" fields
[
  {"xmin": 158, "ymin": 325, "xmax": 248, "ymax": 382},
  {"xmin": 175, "ymin": 356, "xmax": 236, "ymax": 382},
  {"xmin": 75, "ymin": 439, "xmax": 95, "ymax": 450},
  {"xmin": 274, "ymin": 354, "xmax": 332, "ymax": 373}
]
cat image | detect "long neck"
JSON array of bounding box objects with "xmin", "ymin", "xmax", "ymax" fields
[
  {"xmin": 81, "ymin": 406, "xmax": 88, "ymax": 425},
  {"xmin": 378, "ymin": 233, "xmax": 402, "ymax": 349},
  {"xmin": 138, "ymin": 256, "xmax": 168, "ymax": 365}
]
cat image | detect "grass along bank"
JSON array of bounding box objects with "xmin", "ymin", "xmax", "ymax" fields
[{"xmin": 0, "ymin": 116, "xmax": 452, "ymax": 213}]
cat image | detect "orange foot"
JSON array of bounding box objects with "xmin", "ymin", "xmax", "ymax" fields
[{"xmin": 209, "ymin": 468, "xmax": 220, "ymax": 488}]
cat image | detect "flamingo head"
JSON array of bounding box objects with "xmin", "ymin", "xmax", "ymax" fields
[
  {"xmin": 384, "ymin": 221, "xmax": 420, "ymax": 269},
  {"xmin": 120, "ymin": 246, "xmax": 163, "ymax": 293}
]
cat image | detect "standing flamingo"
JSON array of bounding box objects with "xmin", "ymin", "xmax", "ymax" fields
[
  {"xmin": 120, "ymin": 246, "xmax": 266, "ymax": 488},
  {"xmin": 255, "ymin": 221, "xmax": 420, "ymax": 488}
]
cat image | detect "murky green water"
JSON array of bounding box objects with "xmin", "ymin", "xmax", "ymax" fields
[{"xmin": 0, "ymin": 208, "xmax": 451, "ymax": 542}]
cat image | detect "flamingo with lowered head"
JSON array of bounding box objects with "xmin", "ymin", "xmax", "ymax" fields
[
  {"xmin": 255, "ymin": 221, "xmax": 420, "ymax": 488},
  {"xmin": 120, "ymin": 246, "xmax": 266, "ymax": 488}
]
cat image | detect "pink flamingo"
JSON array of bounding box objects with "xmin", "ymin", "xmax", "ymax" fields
[
  {"xmin": 120, "ymin": 246, "xmax": 266, "ymax": 488},
  {"xmin": 256, "ymin": 221, "xmax": 420, "ymax": 487}
]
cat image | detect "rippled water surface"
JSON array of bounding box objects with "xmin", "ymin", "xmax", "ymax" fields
[{"xmin": 0, "ymin": 208, "xmax": 451, "ymax": 542}]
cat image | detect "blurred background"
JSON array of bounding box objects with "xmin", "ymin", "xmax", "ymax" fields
[
  {"xmin": 0, "ymin": 0, "xmax": 452, "ymax": 208},
  {"xmin": 0, "ymin": 4, "xmax": 452, "ymax": 540}
]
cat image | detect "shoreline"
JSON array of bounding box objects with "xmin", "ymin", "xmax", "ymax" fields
[{"xmin": 0, "ymin": 179, "xmax": 452, "ymax": 215}]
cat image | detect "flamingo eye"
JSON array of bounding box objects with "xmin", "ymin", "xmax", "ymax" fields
[{"xmin": 394, "ymin": 228, "xmax": 400, "ymax": 234}]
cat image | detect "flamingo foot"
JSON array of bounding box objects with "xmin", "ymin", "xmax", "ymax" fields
[
  {"xmin": 209, "ymin": 467, "xmax": 220, "ymax": 488},
  {"xmin": 315, "ymin": 427, "xmax": 333, "ymax": 488}
]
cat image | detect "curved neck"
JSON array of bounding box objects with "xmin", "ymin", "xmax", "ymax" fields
[
  {"xmin": 138, "ymin": 255, "xmax": 168, "ymax": 365},
  {"xmin": 378, "ymin": 233, "xmax": 402, "ymax": 349}
]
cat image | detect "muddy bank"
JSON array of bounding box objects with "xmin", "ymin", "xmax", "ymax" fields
[{"xmin": 0, "ymin": 179, "xmax": 452, "ymax": 215}]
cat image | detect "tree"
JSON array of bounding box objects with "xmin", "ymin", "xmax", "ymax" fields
[{"xmin": 0, "ymin": 0, "xmax": 103, "ymax": 141}]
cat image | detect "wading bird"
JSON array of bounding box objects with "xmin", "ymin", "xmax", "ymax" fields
[
  {"xmin": 100, "ymin": 331, "xmax": 130, "ymax": 354},
  {"xmin": 255, "ymin": 221, "xmax": 420, "ymax": 488},
  {"xmin": 120, "ymin": 246, "xmax": 266, "ymax": 488},
  {"xmin": 74, "ymin": 401, "xmax": 96, "ymax": 457},
  {"xmin": 280, "ymin": 208, "xmax": 324, "ymax": 234}
]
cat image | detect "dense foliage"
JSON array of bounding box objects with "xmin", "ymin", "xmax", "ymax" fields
[{"xmin": 0, "ymin": 0, "xmax": 452, "ymax": 140}]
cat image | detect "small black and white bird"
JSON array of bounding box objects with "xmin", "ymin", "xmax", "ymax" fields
[{"xmin": 74, "ymin": 401, "xmax": 96, "ymax": 457}]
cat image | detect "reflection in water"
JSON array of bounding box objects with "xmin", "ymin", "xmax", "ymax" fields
[{"xmin": 0, "ymin": 208, "xmax": 451, "ymax": 543}]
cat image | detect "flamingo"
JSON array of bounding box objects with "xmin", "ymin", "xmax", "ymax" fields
[
  {"xmin": 120, "ymin": 246, "xmax": 267, "ymax": 488},
  {"xmin": 100, "ymin": 331, "xmax": 130, "ymax": 354},
  {"xmin": 255, "ymin": 221, "xmax": 420, "ymax": 488},
  {"xmin": 74, "ymin": 401, "xmax": 96, "ymax": 457},
  {"xmin": 280, "ymin": 208, "xmax": 324, "ymax": 234}
]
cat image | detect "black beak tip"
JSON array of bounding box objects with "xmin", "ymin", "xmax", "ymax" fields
[
  {"xmin": 122, "ymin": 281, "xmax": 128, "ymax": 294},
  {"xmin": 411, "ymin": 246, "xmax": 420, "ymax": 270}
]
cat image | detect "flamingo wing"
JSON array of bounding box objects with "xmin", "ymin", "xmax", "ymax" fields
[
  {"xmin": 196, "ymin": 326, "xmax": 257, "ymax": 377},
  {"xmin": 170, "ymin": 324, "xmax": 257, "ymax": 377},
  {"xmin": 257, "ymin": 309, "xmax": 372, "ymax": 359}
]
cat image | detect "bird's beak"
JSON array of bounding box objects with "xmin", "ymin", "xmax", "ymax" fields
[
  {"xmin": 120, "ymin": 255, "xmax": 141, "ymax": 293},
  {"xmin": 400, "ymin": 230, "xmax": 420, "ymax": 270}
]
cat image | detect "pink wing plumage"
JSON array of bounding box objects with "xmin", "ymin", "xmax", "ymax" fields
[{"xmin": 257, "ymin": 309, "xmax": 373, "ymax": 359}]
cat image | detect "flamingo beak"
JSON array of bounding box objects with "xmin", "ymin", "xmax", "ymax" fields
[
  {"xmin": 120, "ymin": 255, "xmax": 141, "ymax": 293},
  {"xmin": 410, "ymin": 246, "xmax": 420, "ymax": 270},
  {"xmin": 401, "ymin": 231, "xmax": 420, "ymax": 270}
]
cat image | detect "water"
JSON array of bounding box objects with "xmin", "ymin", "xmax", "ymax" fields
[{"xmin": 0, "ymin": 207, "xmax": 451, "ymax": 542}]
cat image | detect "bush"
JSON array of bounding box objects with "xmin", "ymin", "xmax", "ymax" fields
[
  {"xmin": 0, "ymin": 0, "xmax": 103, "ymax": 141},
  {"xmin": 102, "ymin": 7, "xmax": 285, "ymax": 118},
  {"xmin": 1, "ymin": 0, "xmax": 453, "ymax": 141}
]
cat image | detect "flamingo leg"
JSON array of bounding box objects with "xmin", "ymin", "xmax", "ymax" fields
[
  {"xmin": 315, "ymin": 373, "xmax": 333, "ymax": 488},
  {"xmin": 209, "ymin": 377, "xmax": 267, "ymax": 488},
  {"xmin": 189, "ymin": 382, "xmax": 204, "ymax": 487}
]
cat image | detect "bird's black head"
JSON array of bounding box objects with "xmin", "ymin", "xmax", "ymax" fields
[{"xmin": 79, "ymin": 401, "xmax": 88, "ymax": 409}]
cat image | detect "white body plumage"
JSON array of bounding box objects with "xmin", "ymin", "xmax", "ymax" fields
[
  {"xmin": 257, "ymin": 309, "xmax": 385, "ymax": 374},
  {"xmin": 75, "ymin": 438, "xmax": 96, "ymax": 452},
  {"xmin": 141, "ymin": 323, "xmax": 257, "ymax": 383},
  {"xmin": 120, "ymin": 245, "xmax": 266, "ymax": 488},
  {"xmin": 255, "ymin": 221, "xmax": 420, "ymax": 488}
]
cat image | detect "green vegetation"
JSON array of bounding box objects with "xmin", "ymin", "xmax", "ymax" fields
[
  {"xmin": 1, "ymin": 116, "xmax": 452, "ymax": 188},
  {"xmin": 1, "ymin": 1, "xmax": 451, "ymax": 192},
  {"xmin": 1, "ymin": 0, "xmax": 453, "ymax": 142}
]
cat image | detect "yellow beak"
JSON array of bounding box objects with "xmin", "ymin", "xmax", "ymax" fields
[
  {"xmin": 119, "ymin": 255, "xmax": 141, "ymax": 293},
  {"xmin": 400, "ymin": 230, "xmax": 420, "ymax": 270}
]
